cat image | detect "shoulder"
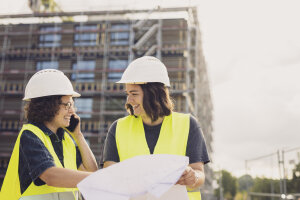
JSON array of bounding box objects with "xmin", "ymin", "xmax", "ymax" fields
[
  {"xmin": 117, "ymin": 115, "xmax": 137, "ymax": 124},
  {"xmin": 111, "ymin": 115, "xmax": 137, "ymax": 130},
  {"xmin": 19, "ymin": 124, "xmax": 50, "ymax": 148},
  {"xmin": 109, "ymin": 120, "xmax": 118, "ymax": 130},
  {"xmin": 107, "ymin": 120, "xmax": 118, "ymax": 138},
  {"xmin": 110, "ymin": 116, "xmax": 139, "ymax": 137},
  {"xmin": 171, "ymin": 112, "xmax": 190, "ymax": 122},
  {"xmin": 19, "ymin": 129, "xmax": 48, "ymax": 154},
  {"xmin": 20, "ymin": 129, "xmax": 42, "ymax": 143},
  {"xmin": 171, "ymin": 112, "xmax": 198, "ymax": 127},
  {"xmin": 189, "ymin": 115, "xmax": 200, "ymax": 129},
  {"xmin": 20, "ymin": 123, "xmax": 46, "ymax": 139}
]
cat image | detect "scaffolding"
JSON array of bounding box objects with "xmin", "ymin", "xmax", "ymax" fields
[{"xmin": 0, "ymin": 7, "xmax": 214, "ymax": 198}]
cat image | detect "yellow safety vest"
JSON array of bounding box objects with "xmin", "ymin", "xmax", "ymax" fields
[
  {"xmin": 116, "ymin": 112, "xmax": 201, "ymax": 200},
  {"xmin": 0, "ymin": 124, "xmax": 78, "ymax": 200}
]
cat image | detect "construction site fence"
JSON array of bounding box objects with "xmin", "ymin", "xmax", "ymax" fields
[{"xmin": 249, "ymin": 192, "xmax": 300, "ymax": 200}]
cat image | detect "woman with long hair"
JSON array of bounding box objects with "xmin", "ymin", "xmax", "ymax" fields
[{"xmin": 103, "ymin": 56, "xmax": 210, "ymax": 200}]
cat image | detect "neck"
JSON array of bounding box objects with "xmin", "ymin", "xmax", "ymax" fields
[
  {"xmin": 44, "ymin": 121, "xmax": 58, "ymax": 134},
  {"xmin": 141, "ymin": 116, "xmax": 164, "ymax": 126}
]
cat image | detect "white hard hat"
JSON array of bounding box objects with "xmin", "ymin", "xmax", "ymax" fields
[
  {"xmin": 23, "ymin": 69, "xmax": 80, "ymax": 101},
  {"xmin": 116, "ymin": 56, "xmax": 170, "ymax": 86}
]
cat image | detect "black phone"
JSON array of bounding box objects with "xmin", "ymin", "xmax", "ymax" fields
[{"xmin": 66, "ymin": 115, "xmax": 79, "ymax": 132}]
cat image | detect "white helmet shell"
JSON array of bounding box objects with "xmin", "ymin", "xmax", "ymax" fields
[
  {"xmin": 23, "ymin": 69, "xmax": 80, "ymax": 101},
  {"xmin": 116, "ymin": 56, "xmax": 170, "ymax": 86}
]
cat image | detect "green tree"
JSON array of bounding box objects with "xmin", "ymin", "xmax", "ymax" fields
[
  {"xmin": 238, "ymin": 174, "xmax": 254, "ymax": 191},
  {"xmin": 287, "ymin": 162, "xmax": 300, "ymax": 193},
  {"xmin": 214, "ymin": 170, "xmax": 237, "ymax": 200},
  {"xmin": 251, "ymin": 178, "xmax": 280, "ymax": 200}
]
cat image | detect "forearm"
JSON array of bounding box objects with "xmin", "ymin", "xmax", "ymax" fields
[
  {"xmin": 75, "ymin": 134, "xmax": 98, "ymax": 172},
  {"xmin": 186, "ymin": 162, "xmax": 205, "ymax": 190},
  {"xmin": 177, "ymin": 162, "xmax": 205, "ymax": 189},
  {"xmin": 40, "ymin": 166, "xmax": 92, "ymax": 188},
  {"xmin": 103, "ymin": 161, "xmax": 117, "ymax": 168}
]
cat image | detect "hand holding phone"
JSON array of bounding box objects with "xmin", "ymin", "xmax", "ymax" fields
[{"xmin": 66, "ymin": 115, "xmax": 79, "ymax": 132}]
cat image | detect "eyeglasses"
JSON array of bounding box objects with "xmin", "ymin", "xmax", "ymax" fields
[{"xmin": 60, "ymin": 102, "xmax": 77, "ymax": 111}]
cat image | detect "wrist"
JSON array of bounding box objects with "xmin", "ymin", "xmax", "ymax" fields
[{"xmin": 74, "ymin": 132, "xmax": 84, "ymax": 142}]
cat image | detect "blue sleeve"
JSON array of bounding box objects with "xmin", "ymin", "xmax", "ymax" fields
[
  {"xmin": 186, "ymin": 115, "xmax": 210, "ymax": 164},
  {"xmin": 19, "ymin": 130, "xmax": 55, "ymax": 184},
  {"xmin": 102, "ymin": 120, "xmax": 120, "ymax": 163}
]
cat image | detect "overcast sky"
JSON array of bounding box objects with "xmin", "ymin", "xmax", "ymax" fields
[{"xmin": 1, "ymin": 0, "xmax": 300, "ymax": 178}]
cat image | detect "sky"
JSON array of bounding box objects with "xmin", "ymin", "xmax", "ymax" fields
[{"xmin": 1, "ymin": 0, "xmax": 300, "ymax": 178}]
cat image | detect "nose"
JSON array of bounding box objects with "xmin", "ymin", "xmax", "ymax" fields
[
  {"xmin": 68, "ymin": 106, "xmax": 76, "ymax": 113},
  {"xmin": 126, "ymin": 95, "xmax": 133, "ymax": 104}
]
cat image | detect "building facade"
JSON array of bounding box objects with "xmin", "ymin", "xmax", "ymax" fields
[{"xmin": 0, "ymin": 7, "xmax": 214, "ymax": 198}]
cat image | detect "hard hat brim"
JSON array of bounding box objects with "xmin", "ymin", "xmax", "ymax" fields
[
  {"xmin": 23, "ymin": 91, "xmax": 81, "ymax": 101},
  {"xmin": 115, "ymin": 56, "xmax": 171, "ymax": 87},
  {"xmin": 116, "ymin": 81, "xmax": 147, "ymax": 85}
]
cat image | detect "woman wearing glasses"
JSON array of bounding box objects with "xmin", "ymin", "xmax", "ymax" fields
[{"xmin": 0, "ymin": 69, "xmax": 98, "ymax": 200}]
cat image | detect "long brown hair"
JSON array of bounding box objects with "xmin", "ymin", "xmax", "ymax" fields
[{"xmin": 126, "ymin": 82, "xmax": 174, "ymax": 122}]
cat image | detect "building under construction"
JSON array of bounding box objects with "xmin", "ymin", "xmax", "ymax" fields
[{"xmin": 0, "ymin": 6, "xmax": 214, "ymax": 198}]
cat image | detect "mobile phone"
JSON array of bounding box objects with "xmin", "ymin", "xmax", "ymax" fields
[{"xmin": 66, "ymin": 115, "xmax": 79, "ymax": 132}]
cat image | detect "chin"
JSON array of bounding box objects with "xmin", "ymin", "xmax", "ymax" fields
[
  {"xmin": 134, "ymin": 112, "xmax": 141, "ymax": 116},
  {"xmin": 134, "ymin": 109, "xmax": 142, "ymax": 116},
  {"xmin": 62, "ymin": 122, "xmax": 69, "ymax": 128}
]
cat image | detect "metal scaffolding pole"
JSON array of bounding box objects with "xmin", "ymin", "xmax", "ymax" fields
[
  {"xmin": 21, "ymin": 23, "xmax": 34, "ymax": 123},
  {"xmin": 99, "ymin": 19, "xmax": 109, "ymax": 160},
  {"xmin": 0, "ymin": 7, "xmax": 196, "ymax": 19},
  {"xmin": 51, "ymin": 22, "xmax": 58, "ymax": 63},
  {"xmin": 155, "ymin": 19, "xmax": 162, "ymax": 60},
  {"xmin": 129, "ymin": 20, "xmax": 135, "ymax": 62},
  {"xmin": 0, "ymin": 25, "xmax": 10, "ymax": 122},
  {"xmin": 194, "ymin": 26, "xmax": 199, "ymax": 118}
]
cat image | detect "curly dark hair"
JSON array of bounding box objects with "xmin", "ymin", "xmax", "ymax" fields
[
  {"xmin": 24, "ymin": 95, "xmax": 63, "ymax": 124},
  {"xmin": 125, "ymin": 82, "xmax": 174, "ymax": 122}
]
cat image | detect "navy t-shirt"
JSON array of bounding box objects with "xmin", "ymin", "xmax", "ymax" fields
[
  {"xmin": 18, "ymin": 123, "xmax": 82, "ymax": 194},
  {"xmin": 103, "ymin": 115, "xmax": 210, "ymax": 164}
]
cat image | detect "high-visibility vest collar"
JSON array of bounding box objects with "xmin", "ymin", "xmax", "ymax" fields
[{"xmin": 115, "ymin": 112, "xmax": 201, "ymax": 200}]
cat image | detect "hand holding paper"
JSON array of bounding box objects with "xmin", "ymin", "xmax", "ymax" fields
[{"xmin": 77, "ymin": 154, "xmax": 189, "ymax": 200}]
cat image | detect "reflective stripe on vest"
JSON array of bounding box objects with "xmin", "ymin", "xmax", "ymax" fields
[
  {"xmin": 115, "ymin": 112, "xmax": 201, "ymax": 200},
  {"xmin": 0, "ymin": 124, "xmax": 78, "ymax": 200}
]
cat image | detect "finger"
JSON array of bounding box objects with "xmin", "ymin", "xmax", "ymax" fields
[
  {"xmin": 185, "ymin": 166, "xmax": 191, "ymax": 172},
  {"xmin": 185, "ymin": 175, "xmax": 196, "ymax": 185},
  {"xmin": 185, "ymin": 170, "xmax": 194, "ymax": 179},
  {"xmin": 183, "ymin": 169, "xmax": 196, "ymax": 182},
  {"xmin": 177, "ymin": 175, "xmax": 185, "ymax": 183},
  {"xmin": 176, "ymin": 179, "xmax": 185, "ymax": 185},
  {"xmin": 73, "ymin": 113, "xmax": 80, "ymax": 121},
  {"xmin": 182, "ymin": 168, "xmax": 193, "ymax": 180},
  {"xmin": 182, "ymin": 166, "xmax": 191, "ymax": 176}
]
